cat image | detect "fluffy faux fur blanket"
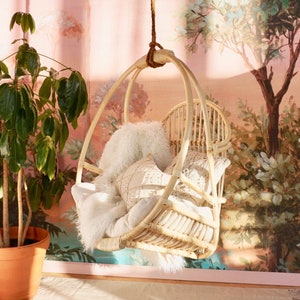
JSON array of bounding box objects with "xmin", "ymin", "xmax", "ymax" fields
[{"xmin": 95, "ymin": 121, "xmax": 173, "ymax": 182}]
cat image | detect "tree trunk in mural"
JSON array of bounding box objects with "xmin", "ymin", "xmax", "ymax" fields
[
  {"xmin": 267, "ymin": 106, "xmax": 280, "ymax": 157},
  {"xmin": 251, "ymin": 66, "xmax": 281, "ymax": 156},
  {"xmin": 251, "ymin": 33, "xmax": 300, "ymax": 156}
]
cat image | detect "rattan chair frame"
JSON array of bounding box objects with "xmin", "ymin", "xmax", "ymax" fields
[{"xmin": 75, "ymin": 49, "xmax": 231, "ymax": 259}]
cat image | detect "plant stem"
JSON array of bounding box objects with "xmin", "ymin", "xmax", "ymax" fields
[
  {"xmin": 17, "ymin": 169, "xmax": 23, "ymax": 247},
  {"xmin": 0, "ymin": 231, "xmax": 3, "ymax": 247},
  {"xmin": 38, "ymin": 53, "xmax": 70, "ymax": 70},
  {"xmin": 21, "ymin": 174, "xmax": 32, "ymax": 245},
  {"xmin": 0, "ymin": 51, "xmax": 18, "ymax": 62},
  {"xmin": 2, "ymin": 159, "xmax": 10, "ymax": 247}
]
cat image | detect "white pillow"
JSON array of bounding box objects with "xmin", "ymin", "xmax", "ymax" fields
[
  {"xmin": 115, "ymin": 155, "xmax": 171, "ymax": 210},
  {"xmin": 165, "ymin": 150, "xmax": 230, "ymax": 201},
  {"xmin": 105, "ymin": 196, "xmax": 159, "ymax": 237}
]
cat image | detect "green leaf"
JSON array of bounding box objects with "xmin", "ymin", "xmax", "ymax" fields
[
  {"xmin": 45, "ymin": 147, "xmax": 56, "ymax": 180},
  {"xmin": 27, "ymin": 13, "xmax": 36, "ymax": 34},
  {"xmin": 7, "ymin": 137, "xmax": 26, "ymax": 172},
  {"xmin": 21, "ymin": 13, "xmax": 29, "ymax": 33},
  {"xmin": 56, "ymin": 77, "xmax": 68, "ymax": 110},
  {"xmin": 27, "ymin": 177, "xmax": 42, "ymax": 212},
  {"xmin": 41, "ymin": 175, "xmax": 53, "ymax": 209},
  {"xmin": 58, "ymin": 112, "xmax": 69, "ymax": 152},
  {"xmin": 0, "ymin": 130, "xmax": 8, "ymax": 156},
  {"xmin": 51, "ymin": 173, "xmax": 67, "ymax": 204},
  {"xmin": 20, "ymin": 85, "xmax": 37, "ymax": 134},
  {"xmin": 15, "ymin": 108, "xmax": 30, "ymax": 140},
  {"xmin": 42, "ymin": 192, "xmax": 53, "ymax": 210},
  {"xmin": 0, "ymin": 61, "xmax": 9, "ymax": 76},
  {"xmin": 61, "ymin": 73, "xmax": 80, "ymax": 119},
  {"xmin": 42, "ymin": 116, "xmax": 55, "ymax": 137},
  {"xmin": 57, "ymin": 71, "xmax": 88, "ymax": 128},
  {"xmin": 20, "ymin": 84, "xmax": 30, "ymax": 107},
  {"xmin": 72, "ymin": 71, "xmax": 88, "ymax": 128},
  {"xmin": 9, "ymin": 12, "xmax": 21, "ymax": 30},
  {"xmin": 27, "ymin": 105, "xmax": 37, "ymax": 134},
  {"xmin": 35, "ymin": 135, "xmax": 56, "ymax": 179},
  {"xmin": 0, "ymin": 84, "xmax": 20, "ymax": 121},
  {"xmin": 39, "ymin": 77, "xmax": 52, "ymax": 102},
  {"xmin": 35, "ymin": 136, "xmax": 50, "ymax": 171}
]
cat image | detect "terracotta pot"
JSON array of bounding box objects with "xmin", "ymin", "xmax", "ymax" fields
[{"xmin": 0, "ymin": 226, "xmax": 50, "ymax": 300}]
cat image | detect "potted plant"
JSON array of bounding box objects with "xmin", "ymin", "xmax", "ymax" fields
[{"xmin": 0, "ymin": 12, "xmax": 88, "ymax": 299}]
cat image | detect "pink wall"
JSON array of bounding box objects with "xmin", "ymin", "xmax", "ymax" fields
[{"xmin": 2, "ymin": 1, "xmax": 299, "ymax": 125}]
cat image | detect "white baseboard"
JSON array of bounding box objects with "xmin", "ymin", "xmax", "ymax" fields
[{"xmin": 42, "ymin": 260, "xmax": 300, "ymax": 287}]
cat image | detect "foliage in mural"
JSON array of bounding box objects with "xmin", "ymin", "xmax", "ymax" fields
[
  {"xmin": 223, "ymin": 100, "xmax": 300, "ymax": 272},
  {"xmin": 94, "ymin": 79, "xmax": 150, "ymax": 136},
  {"xmin": 182, "ymin": 0, "xmax": 300, "ymax": 155}
]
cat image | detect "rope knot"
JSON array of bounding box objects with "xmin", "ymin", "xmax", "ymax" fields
[
  {"xmin": 146, "ymin": 42, "xmax": 165, "ymax": 68},
  {"xmin": 146, "ymin": 0, "xmax": 165, "ymax": 68}
]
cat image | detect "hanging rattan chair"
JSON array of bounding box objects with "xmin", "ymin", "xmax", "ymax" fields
[{"xmin": 74, "ymin": 48, "xmax": 231, "ymax": 259}]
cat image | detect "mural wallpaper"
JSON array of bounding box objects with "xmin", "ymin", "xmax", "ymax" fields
[{"xmin": 0, "ymin": 0, "xmax": 299, "ymax": 274}]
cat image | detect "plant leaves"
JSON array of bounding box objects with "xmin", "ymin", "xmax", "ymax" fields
[
  {"xmin": 0, "ymin": 129, "xmax": 8, "ymax": 156},
  {"xmin": 71, "ymin": 71, "xmax": 88, "ymax": 128},
  {"xmin": 51, "ymin": 173, "xmax": 67, "ymax": 204},
  {"xmin": 57, "ymin": 71, "xmax": 88, "ymax": 128},
  {"xmin": 41, "ymin": 175, "xmax": 53, "ymax": 209},
  {"xmin": 15, "ymin": 108, "xmax": 30, "ymax": 140},
  {"xmin": 20, "ymin": 85, "xmax": 37, "ymax": 134},
  {"xmin": 9, "ymin": 12, "xmax": 21, "ymax": 30},
  {"xmin": 42, "ymin": 116, "xmax": 55, "ymax": 137},
  {"xmin": 0, "ymin": 84, "xmax": 20, "ymax": 122},
  {"xmin": 27, "ymin": 13, "xmax": 36, "ymax": 34},
  {"xmin": 35, "ymin": 136, "xmax": 50, "ymax": 171},
  {"xmin": 45, "ymin": 147, "xmax": 56, "ymax": 180},
  {"xmin": 9, "ymin": 12, "xmax": 35, "ymax": 34},
  {"xmin": 0, "ymin": 61, "xmax": 9, "ymax": 76},
  {"xmin": 21, "ymin": 13, "xmax": 30, "ymax": 33},
  {"xmin": 57, "ymin": 112, "xmax": 69, "ymax": 152},
  {"xmin": 7, "ymin": 137, "xmax": 26, "ymax": 172},
  {"xmin": 39, "ymin": 77, "xmax": 52, "ymax": 102},
  {"xmin": 27, "ymin": 177, "xmax": 42, "ymax": 212},
  {"xmin": 16, "ymin": 43, "xmax": 40, "ymax": 79}
]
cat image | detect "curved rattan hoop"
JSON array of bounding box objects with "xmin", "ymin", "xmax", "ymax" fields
[{"xmin": 75, "ymin": 49, "xmax": 231, "ymax": 259}]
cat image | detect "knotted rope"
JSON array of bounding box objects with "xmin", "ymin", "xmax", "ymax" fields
[{"xmin": 146, "ymin": 0, "xmax": 165, "ymax": 68}]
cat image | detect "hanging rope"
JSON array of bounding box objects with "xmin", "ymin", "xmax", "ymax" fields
[{"xmin": 146, "ymin": 0, "xmax": 165, "ymax": 68}]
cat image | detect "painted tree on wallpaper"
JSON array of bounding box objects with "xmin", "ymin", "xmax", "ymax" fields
[
  {"xmin": 184, "ymin": 0, "xmax": 300, "ymax": 156},
  {"xmin": 182, "ymin": 0, "xmax": 300, "ymax": 272}
]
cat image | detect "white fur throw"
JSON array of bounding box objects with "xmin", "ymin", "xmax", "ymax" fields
[
  {"xmin": 72, "ymin": 182, "xmax": 126, "ymax": 251},
  {"xmin": 95, "ymin": 121, "xmax": 173, "ymax": 183}
]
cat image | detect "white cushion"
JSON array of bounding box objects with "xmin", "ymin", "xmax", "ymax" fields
[
  {"xmin": 105, "ymin": 196, "xmax": 158, "ymax": 237},
  {"xmin": 165, "ymin": 150, "xmax": 230, "ymax": 201},
  {"xmin": 115, "ymin": 155, "xmax": 171, "ymax": 210}
]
